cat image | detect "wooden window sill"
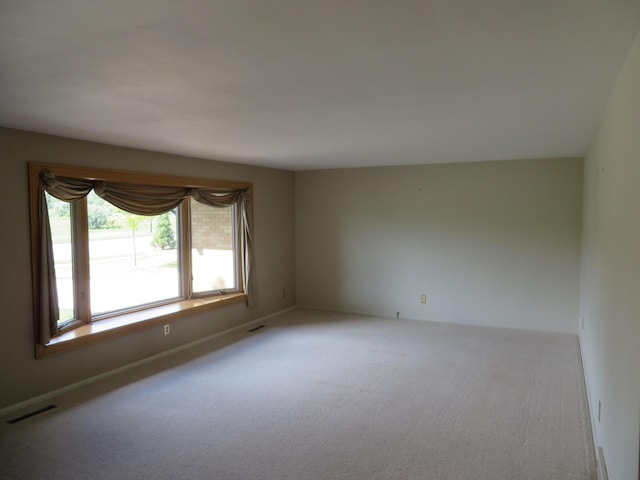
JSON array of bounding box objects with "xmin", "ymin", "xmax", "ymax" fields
[{"xmin": 37, "ymin": 293, "xmax": 246, "ymax": 357}]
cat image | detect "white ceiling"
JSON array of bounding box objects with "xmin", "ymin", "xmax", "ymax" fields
[{"xmin": 1, "ymin": 1, "xmax": 639, "ymax": 171}]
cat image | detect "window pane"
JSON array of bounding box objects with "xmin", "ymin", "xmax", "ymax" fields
[
  {"xmin": 190, "ymin": 199, "xmax": 236, "ymax": 293},
  {"xmin": 87, "ymin": 191, "xmax": 180, "ymax": 315},
  {"xmin": 45, "ymin": 193, "xmax": 74, "ymax": 325}
]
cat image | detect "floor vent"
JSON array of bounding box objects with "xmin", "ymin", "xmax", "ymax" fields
[
  {"xmin": 248, "ymin": 325, "xmax": 266, "ymax": 333},
  {"xmin": 8, "ymin": 404, "xmax": 57, "ymax": 424}
]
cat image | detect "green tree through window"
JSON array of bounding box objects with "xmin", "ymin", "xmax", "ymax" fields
[{"xmin": 152, "ymin": 212, "xmax": 176, "ymax": 250}]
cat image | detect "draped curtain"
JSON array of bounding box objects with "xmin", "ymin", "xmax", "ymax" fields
[{"xmin": 38, "ymin": 170, "xmax": 255, "ymax": 344}]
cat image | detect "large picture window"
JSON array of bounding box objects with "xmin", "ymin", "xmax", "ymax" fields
[
  {"xmin": 86, "ymin": 191, "xmax": 182, "ymax": 317},
  {"xmin": 29, "ymin": 163, "xmax": 254, "ymax": 356}
]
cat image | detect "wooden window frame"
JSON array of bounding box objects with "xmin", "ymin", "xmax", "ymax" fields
[{"xmin": 29, "ymin": 162, "xmax": 252, "ymax": 357}]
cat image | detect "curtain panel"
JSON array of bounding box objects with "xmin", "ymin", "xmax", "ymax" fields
[{"xmin": 37, "ymin": 170, "xmax": 255, "ymax": 345}]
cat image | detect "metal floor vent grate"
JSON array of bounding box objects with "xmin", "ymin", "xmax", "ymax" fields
[
  {"xmin": 248, "ymin": 324, "xmax": 266, "ymax": 333},
  {"xmin": 8, "ymin": 404, "xmax": 57, "ymax": 424}
]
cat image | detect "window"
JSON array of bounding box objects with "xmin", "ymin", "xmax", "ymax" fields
[
  {"xmin": 29, "ymin": 163, "xmax": 254, "ymax": 356},
  {"xmin": 86, "ymin": 191, "xmax": 182, "ymax": 316},
  {"xmin": 190, "ymin": 197, "xmax": 237, "ymax": 294},
  {"xmin": 45, "ymin": 192, "xmax": 75, "ymax": 326}
]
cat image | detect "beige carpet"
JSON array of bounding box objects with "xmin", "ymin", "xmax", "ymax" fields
[{"xmin": 0, "ymin": 309, "xmax": 596, "ymax": 479}]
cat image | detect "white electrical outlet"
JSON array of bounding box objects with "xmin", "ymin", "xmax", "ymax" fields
[
  {"xmin": 163, "ymin": 324, "xmax": 170, "ymax": 336},
  {"xmin": 421, "ymin": 294, "xmax": 427, "ymax": 304}
]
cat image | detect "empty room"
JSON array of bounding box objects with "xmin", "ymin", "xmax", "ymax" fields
[{"xmin": 1, "ymin": 1, "xmax": 639, "ymax": 479}]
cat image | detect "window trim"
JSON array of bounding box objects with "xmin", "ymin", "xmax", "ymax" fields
[
  {"xmin": 29, "ymin": 162, "xmax": 253, "ymax": 358},
  {"xmin": 38, "ymin": 293, "xmax": 247, "ymax": 357}
]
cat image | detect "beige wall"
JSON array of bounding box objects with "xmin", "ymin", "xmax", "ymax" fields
[
  {"xmin": 0, "ymin": 128, "xmax": 295, "ymax": 409},
  {"xmin": 295, "ymin": 158, "xmax": 583, "ymax": 333},
  {"xmin": 580, "ymin": 32, "xmax": 640, "ymax": 480}
]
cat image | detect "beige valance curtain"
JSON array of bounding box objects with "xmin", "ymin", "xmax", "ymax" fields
[{"xmin": 37, "ymin": 170, "xmax": 255, "ymax": 344}]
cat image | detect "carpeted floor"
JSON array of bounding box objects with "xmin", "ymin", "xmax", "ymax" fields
[{"xmin": 0, "ymin": 309, "xmax": 596, "ymax": 479}]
